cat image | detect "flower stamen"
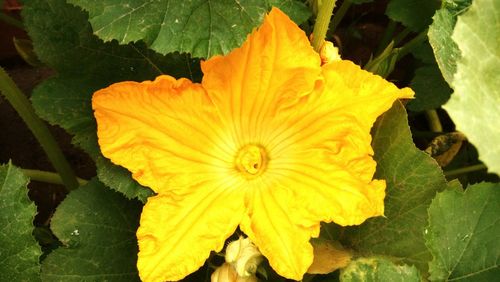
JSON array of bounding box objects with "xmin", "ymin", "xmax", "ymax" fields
[{"xmin": 235, "ymin": 144, "xmax": 268, "ymax": 178}]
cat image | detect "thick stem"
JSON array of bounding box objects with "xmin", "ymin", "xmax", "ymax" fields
[
  {"xmin": 22, "ymin": 169, "xmax": 88, "ymax": 186},
  {"xmin": 330, "ymin": 0, "xmax": 351, "ymax": 33},
  {"xmin": 424, "ymin": 109, "xmax": 443, "ymax": 132},
  {"xmin": 445, "ymin": 164, "xmax": 487, "ymax": 178},
  {"xmin": 0, "ymin": 67, "xmax": 79, "ymax": 191},
  {"xmin": 311, "ymin": 0, "xmax": 337, "ymax": 52}
]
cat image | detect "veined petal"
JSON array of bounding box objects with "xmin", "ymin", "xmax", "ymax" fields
[
  {"xmin": 137, "ymin": 180, "xmax": 246, "ymax": 282},
  {"xmin": 320, "ymin": 60, "xmax": 414, "ymax": 130},
  {"xmin": 92, "ymin": 75, "xmax": 236, "ymax": 193},
  {"xmin": 269, "ymin": 154, "xmax": 385, "ymax": 228},
  {"xmin": 239, "ymin": 183, "xmax": 318, "ymax": 281},
  {"xmin": 201, "ymin": 8, "xmax": 321, "ymax": 147}
]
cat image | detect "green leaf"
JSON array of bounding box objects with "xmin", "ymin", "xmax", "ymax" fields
[
  {"xmin": 22, "ymin": 0, "xmax": 198, "ymax": 201},
  {"xmin": 340, "ymin": 257, "xmax": 421, "ymax": 282},
  {"xmin": 0, "ymin": 162, "xmax": 41, "ymax": 281},
  {"xmin": 444, "ymin": 0, "xmax": 500, "ymax": 175},
  {"xmin": 41, "ymin": 178, "xmax": 142, "ymax": 281},
  {"xmin": 427, "ymin": 0, "xmax": 472, "ymax": 85},
  {"xmin": 425, "ymin": 182, "xmax": 500, "ymax": 281},
  {"xmin": 342, "ymin": 101, "xmax": 449, "ymax": 274},
  {"xmin": 96, "ymin": 156, "xmax": 153, "ymax": 203},
  {"xmin": 386, "ymin": 0, "xmax": 441, "ymax": 31},
  {"xmin": 408, "ymin": 65, "xmax": 452, "ymax": 111},
  {"xmin": 67, "ymin": 0, "xmax": 310, "ymax": 59}
]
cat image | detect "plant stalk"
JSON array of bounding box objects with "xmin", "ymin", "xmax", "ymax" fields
[
  {"xmin": 376, "ymin": 20, "xmax": 397, "ymax": 55},
  {"xmin": 396, "ymin": 29, "xmax": 428, "ymax": 61},
  {"xmin": 424, "ymin": 109, "xmax": 443, "ymax": 132},
  {"xmin": 0, "ymin": 67, "xmax": 79, "ymax": 191},
  {"xmin": 444, "ymin": 164, "xmax": 487, "ymax": 178},
  {"xmin": 331, "ymin": 0, "xmax": 352, "ymax": 33},
  {"xmin": 22, "ymin": 169, "xmax": 88, "ymax": 186},
  {"xmin": 312, "ymin": 0, "xmax": 337, "ymax": 52}
]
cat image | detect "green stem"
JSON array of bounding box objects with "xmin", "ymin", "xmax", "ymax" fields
[
  {"xmin": 22, "ymin": 169, "xmax": 88, "ymax": 186},
  {"xmin": 0, "ymin": 12, "xmax": 24, "ymax": 29},
  {"xmin": 444, "ymin": 164, "xmax": 487, "ymax": 178},
  {"xmin": 393, "ymin": 27, "xmax": 412, "ymax": 46},
  {"xmin": 0, "ymin": 67, "xmax": 79, "ymax": 191},
  {"xmin": 312, "ymin": 0, "xmax": 337, "ymax": 52},
  {"xmin": 396, "ymin": 29, "xmax": 428, "ymax": 61},
  {"xmin": 330, "ymin": 0, "xmax": 351, "ymax": 33},
  {"xmin": 424, "ymin": 109, "xmax": 443, "ymax": 132},
  {"xmin": 376, "ymin": 20, "xmax": 397, "ymax": 55}
]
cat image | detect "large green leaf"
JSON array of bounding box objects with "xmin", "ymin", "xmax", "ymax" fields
[
  {"xmin": 41, "ymin": 179, "xmax": 142, "ymax": 281},
  {"xmin": 425, "ymin": 182, "xmax": 500, "ymax": 281},
  {"xmin": 428, "ymin": 0, "xmax": 472, "ymax": 85},
  {"xmin": 444, "ymin": 0, "xmax": 500, "ymax": 175},
  {"xmin": 22, "ymin": 0, "xmax": 199, "ymax": 201},
  {"xmin": 67, "ymin": 0, "xmax": 310, "ymax": 58},
  {"xmin": 408, "ymin": 65, "xmax": 452, "ymax": 111},
  {"xmin": 0, "ymin": 163, "xmax": 41, "ymax": 281},
  {"xmin": 408, "ymin": 42, "xmax": 452, "ymax": 111},
  {"xmin": 386, "ymin": 0, "xmax": 441, "ymax": 31},
  {"xmin": 342, "ymin": 101, "xmax": 450, "ymax": 273},
  {"xmin": 340, "ymin": 257, "xmax": 421, "ymax": 282}
]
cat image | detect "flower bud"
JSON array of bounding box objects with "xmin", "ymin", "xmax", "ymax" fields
[
  {"xmin": 319, "ymin": 41, "xmax": 341, "ymax": 65},
  {"xmin": 225, "ymin": 237, "xmax": 263, "ymax": 277},
  {"xmin": 211, "ymin": 263, "xmax": 258, "ymax": 282}
]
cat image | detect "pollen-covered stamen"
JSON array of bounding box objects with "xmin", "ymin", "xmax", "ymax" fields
[{"xmin": 235, "ymin": 144, "xmax": 268, "ymax": 178}]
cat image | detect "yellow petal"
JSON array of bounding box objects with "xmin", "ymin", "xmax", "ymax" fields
[
  {"xmin": 92, "ymin": 75, "xmax": 235, "ymax": 193},
  {"xmin": 239, "ymin": 184, "xmax": 317, "ymax": 281},
  {"xmin": 320, "ymin": 60, "xmax": 414, "ymax": 130},
  {"xmin": 201, "ymin": 8, "xmax": 321, "ymax": 147},
  {"xmin": 137, "ymin": 181, "xmax": 245, "ymax": 282}
]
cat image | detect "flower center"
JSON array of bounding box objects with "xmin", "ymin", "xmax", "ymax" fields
[{"xmin": 235, "ymin": 144, "xmax": 268, "ymax": 178}]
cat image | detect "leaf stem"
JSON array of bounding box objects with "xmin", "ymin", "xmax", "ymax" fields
[
  {"xmin": 330, "ymin": 0, "xmax": 351, "ymax": 33},
  {"xmin": 22, "ymin": 169, "xmax": 88, "ymax": 186},
  {"xmin": 444, "ymin": 164, "xmax": 487, "ymax": 178},
  {"xmin": 393, "ymin": 27, "xmax": 412, "ymax": 46},
  {"xmin": 0, "ymin": 12, "xmax": 24, "ymax": 29},
  {"xmin": 396, "ymin": 29, "xmax": 428, "ymax": 61},
  {"xmin": 312, "ymin": 0, "xmax": 337, "ymax": 52},
  {"xmin": 0, "ymin": 67, "xmax": 79, "ymax": 191},
  {"xmin": 376, "ymin": 20, "xmax": 397, "ymax": 55},
  {"xmin": 424, "ymin": 109, "xmax": 443, "ymax": 132}
]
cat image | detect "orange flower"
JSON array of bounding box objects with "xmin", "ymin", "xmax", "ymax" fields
[{"xmin": 92, "ymin": 8, "xmax": 413, "ymax": 282}]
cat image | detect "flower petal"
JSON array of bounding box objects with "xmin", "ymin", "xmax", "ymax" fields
[
  {"xmin": 201, "ymin": 8, "xmax": 321, "ymax": 147},
  {"xmin": 137, "ymin": 181, "xmax": 245, "ymax": 282},
  {"xmin": 92, "ymin": 75, "xmax": 236, "ymax": 193},
  {"xmin": 239, "ymin": 183, "xmax": 318, "ymax": 281},
  {"xmin": 320, "ymin": 60, "xmax": 414, "ymax": 130}
]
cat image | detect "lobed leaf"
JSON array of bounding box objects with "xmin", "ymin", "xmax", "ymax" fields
[
  {"xmin": 386, "ymin": 0, "xmax": 441, "ymax": 31},
  {"xmin": 67, "ymin": 0, "xmax": 311, "ymax": 58},
  {"xmin": 444, "ymin": 0, "xmax": 500, "ymax": 175},
  {"xmin": 41, "ymin": 179, "xmax": 142, "ymax": 281},
  {"xmin": 0, "ymin": 163, "xmax": 41, "ymax": 281},
  {"xmin": 426, "ymin": 182, "xmax": 500, "ymax": 281},
  {"xmin": 340, "ymin": 257, "xmax": 421, "ymax": 282},
  {"xmin": 22, "ymin": 0, "xmax": 199, "ymax": 201},
  {"xmin": 428, "ymin": 0, "xmax": 472, "ymax": 85},
  {"xmin": 342, "ymin": 101, "xmax": 450, "ymax": 274}
]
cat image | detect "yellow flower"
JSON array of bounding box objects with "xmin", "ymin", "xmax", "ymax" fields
[{"xmin": 92, "ymin": 8, "xmax": 413, "ymax": 282}]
